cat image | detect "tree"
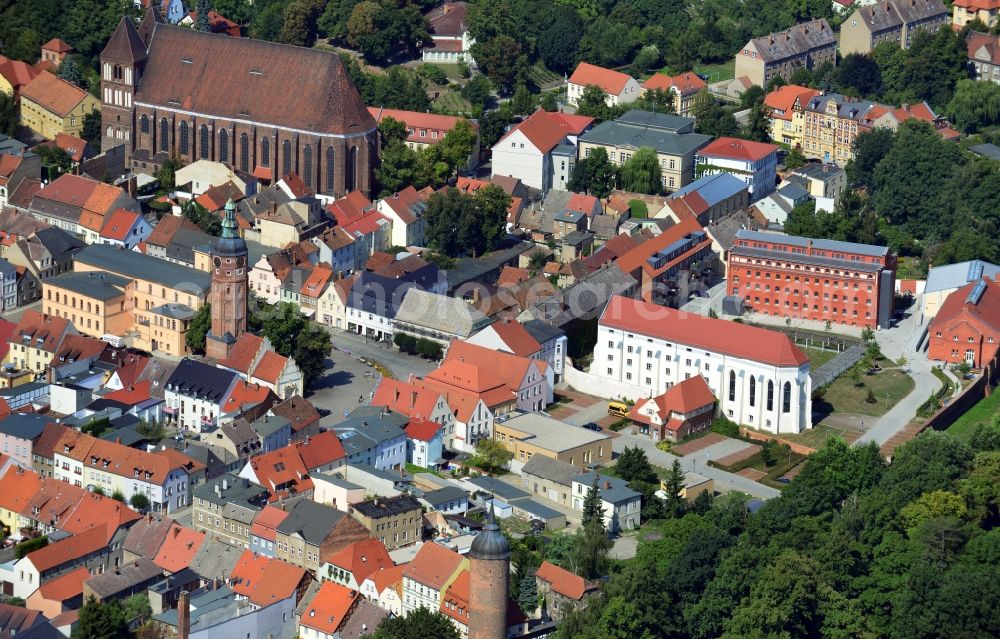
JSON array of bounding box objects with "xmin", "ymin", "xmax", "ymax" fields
[
  {"xmin": 347, "ymin": 0, "xmax": 428, "ymax": 64},
  {"xmin": 415, "ymin": 338, "xmax": 443, "ymax": 360},
  {"xmin": 474, "ymin": 438, "xmax": 514, "ymax": 472},
  {"xmin": 437, "ymin": 119, "xmax": 478, "ymax": 175},
  {"xmin": 846, "ymin": 127, "xmax": 894, "ymax": 191},
  {"xmin": 73, "ymin": 596, "xmax": 131, "ymax": 639},
  {"xmin": 425, "ymin": 186, "xmax": 508, "ymax": 257},
  {"xmin": 37, "ymin": 145, "xmax": 73, "ymax": 180},
  {"xmin": 280, "ymin": 0, "xmax": 324, "ymax": 47},
  {"xmin": 470, "ymin": 184, "xmax": 511, "ymax": 254},
  {"xmin": 581, "ymin": 474, "xmax": 604, "ymax": 528},
  {"xmin": 575, "ymin": 84, "xmax": 623, "ymax": 122},
  {"xmin": 129, "ymin": 493, "xmax": 150, "ymax": 512},
  {"xmin": 511, "ymin": 83, "xmax": 535, "ymax": 116},
  {"xmin": 741, "ymin": 104, "xmax": 772, "ymax": 143},
  {"xmin": 81, "ymin": 110, "xmax": 102, "ymax": 147},
  {"xmin": 835, "ymin": 53, "xmax": 882, "ymax": 97},
  {"xmin": 517, "ymin": 571, "xmax": 538, "ymax": 613},
  {"xmin": 261, "ymin": 302, "xmax": 331, "ymax": 387},
  {"xmin": 293, "ymin": 323, "xmax": 332, "ymax": 388},
  {"xmin": 662, "ymin": 458, "xmax": 686, "ymax": 518},
  {"xmin": 112, "ymin": 489, "xmax": 125, "ymax": 502},
  {"xmin": 616, "ymin": 447, "xmax": 658, "ymax": 485},
  {"xmin": 573, "ymin": 520, "xmax": 612, "ymax": 579},
  {"xmin": 690, "ymin": 91, "xmax": 738, "ymax": 137},
  {"xmin": 185, "ymin": 303, "xmax": 211, "ymax": 354},
  {"xmin": 0, "ymin": 92, "xmax": 18, "ymax": 138},
  {"xmin": 122, "ymin": 593, "xmax": 152, "ymax": 621},
  {"xmin": 367, "ymin": 606, "xmax": 459, "ymax": 639},
  {"xmin": 568, "ymin": 146, "xmax": 617, "ymax": 198},
  {"xmin": 378, "ymin": 115, "xmax": 408, "ymax": 146},
  {"xmin": 784, "ymin": 146, "xmax": 807, "ymax": 169},
  {"xmin": 183, "ymin": 200, "xmax": 221, "ymax": 236},
  {"xmin": 394, "ymin": 332, "xmax": 417, "ymax": 354},
  {"xmin": 376, "ymin": 141, "xmax": 420, "ymax": 196},
  {"xmin": 58, "ymin": 56, "xmax": 83, "ymax": 86},
  {"xmin": 538, "ymin": 9, "xmax": 583, "ymax": 73},
  {"xmin": 540, "ymin": 92, "xmax": 559, "ymax": 112},
  {"xmin": 196, "ymin": 0, "xmax": 211, "ymax": 31},
  {"xmin": 618, "ymin": 147, "xmax": 662, "ymax": 194},
  {"xmin": 461, "ymin": 74, "xmax": 493, "ymax": 112},
  {"xmin": 900, "ymin": 489, "xmax": 968, "ymax": 531},
  {"xmin": 947, "ymin": 79, "xmax": 1000, "ymax": 133}
]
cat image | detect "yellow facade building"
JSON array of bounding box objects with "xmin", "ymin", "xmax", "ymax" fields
[
  {"xmin": 42, "ymin": 272, "xmax": 132, "ymax": 338},
  {"xmin": 492, "ymin": 413, "xmax": 611, "ymax": 469},
  {"xmin": 19, "ymin": 71, "xmax": 100, "ymax": 140},
  {"xmin": 4, "ymin": 310, "xmax": 75, "ymax": 375}
]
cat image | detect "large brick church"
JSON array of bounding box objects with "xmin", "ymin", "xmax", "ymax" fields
[{"xmin": 100, "ymin": 10, "xmax": 378, "ymax": 197}]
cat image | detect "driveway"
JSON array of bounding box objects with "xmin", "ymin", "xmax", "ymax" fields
[{"xmin": 612, "ymin": 431, "xmax": 780, "ymax": 500}]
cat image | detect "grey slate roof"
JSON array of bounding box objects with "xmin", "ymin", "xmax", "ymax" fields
[
  {"xmin": 193, "ymin": 474, "xmax": 268, "ymax": 515},
  {"xmin": 464, "ymin": 475, "xmax": 530, "ymax": 501},
  {"xmin": 522, "ymin": 319, "xmax": 565, "ymax": 345},
  {"xmin": 670, "ymin": 173, "xmax": 747, "ymax": 207},
  {"xmin": 84, "ymin": 557, "xmax": 163, "ymax": 598},
  {"xmin": 733, "ymin": 229, "xmax": 889, "ymax": 257},
  {"xmin": 421, "ymin": 485, "xmax": 468, "ymax": 506},
  {"xmin": 394, "ymin": 289, "xmax": 490, "ymax": 338},
  {"xmin": 151, "ymin": 303, "xmax": 197, "ymax": 320},
  {"xmin": 580, "ymin": 111, "xmax": 710, "ymax": 157},
  {"xmin": 792, "ymin": 162, "xmax": 845, "ymax": 182},
  {"xmin": 347, "ymin": 263, "xmax": 444, "ymax": 319},
  {"xmin": 0, "ymin": 413, "xmax": 50, "ymax": 440},
  {"xmin": 74, "ymin": 244, "xmax": 211, "ymax": 295},
  {"xmin": 574, "ymin": 472, "xmax": 641, "ymax": 505},
  {"xmin": 705, "ymin": 209, "xmax": 765, "ymax": 252},
  {"xmin": 123, "ymin": 514, "xmax": 175, "ymax": 559},
  {"xmin": 335, "ymin": 406, "xmax": 408, "ymax": 454},
  {"xmin": 252, "ymin": 414, "xmax": 291, "ymax": 438},
  {"xmin": 521, "ymin": 454, "xmax": 582, "ymax": 486},
  {"xmin": 339, "ymin": 599, "xmax": 389, "ymax": 639},
  {"xmin": 189, "ymin": 537, "xmax": 245, "ymax": 580},
  {"xmin": 45, "ymin": 271, "xmax": 129, "ymax": 300},
  {"xmin": 165, "ymin": 359, "xmax": 239, "ymax": 402},
  {"xmin": 925, "ymin": 260, "xmax": 1000, "ymax": 294},
  {"xmin": 520, "ymin": 263, "xmax": 637, "ymax": 327},
  {"xmin": 33, "ymin": 226, "xmax": 84, "ymax": 261},
  {"xmin": 971, "ymin": 143, "xmax": 1000, "ymax": 161},
  {"xmin": 749, "ymin": 18, "xmax": 835, "ymax": 62},
  {"xmin": 276, "ymin": 499, "xmax": 346, "ymax": 544}
]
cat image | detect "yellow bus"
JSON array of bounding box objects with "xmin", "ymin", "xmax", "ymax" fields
[{"xmin": 608, "ymin": 401, "xmax": 630, "ymax": 418}]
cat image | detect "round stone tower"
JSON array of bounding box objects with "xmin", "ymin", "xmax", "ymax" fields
[
  {"xmin": 468, "ymin": 506, "xmax": 510, "ymax": 639},
  {"xmin": 205, "ymin": 199, "xmax": 248, "ymax": 361}
]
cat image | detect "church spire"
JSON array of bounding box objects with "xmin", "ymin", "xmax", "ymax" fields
[{"xmin": 221, "ymin": 198, "xmax": 238, "ymax": 239}]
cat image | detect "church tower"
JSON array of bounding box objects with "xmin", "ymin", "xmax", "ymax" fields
[
  {"xmin": 99, "ymin": 16, "xmax": 147, "ymax": 154},
  {"xmin": 206, "ymin": 200, "xmax": 248, "ymax": 361},
  {"xmin": 468, "ymin": 506, "xmax": 510, "ymax": 639}
]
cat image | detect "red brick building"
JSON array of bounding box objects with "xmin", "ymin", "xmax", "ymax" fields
[
  {"xmin": 628, "ymin": 375, "xmax": 716, "ymax": 442},
  {"xmin": 928, "ymin": 277, "xmax": 1000, "ymax": 368},
  {"xmin": 727, "ymin": 230, "xmax": 896, "ymax": 328}
]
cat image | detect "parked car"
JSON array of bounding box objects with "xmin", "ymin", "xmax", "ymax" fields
[{"xmin": 581, "ymin": 422, "xmax": 602, "ymax": 432}]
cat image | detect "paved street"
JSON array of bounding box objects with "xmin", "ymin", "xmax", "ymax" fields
[{"xmin": 611, "ymin": 430, "xmax": 781, "ymax": 500}]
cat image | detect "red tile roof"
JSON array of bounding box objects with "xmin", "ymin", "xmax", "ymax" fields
[
  {"xmin": 221, "ymin": 380, "xmax": 276, "ymax": 414},
  {"xmin": 229, "ymin": 550, "xmax": 306, "ymax": 607},
  {"xmin": 0, "ymin": 468, "xmax": 42, "ymax": 521},
  {"xmin": 153, "ymin": 448, "xmax": 207, "ymax": 476},
  {"xmin": 569, "ymin": 62, "xmax": 633, "ymax": 95},
  {"xmin": 326, "ymin": 191, "xmax": 374, "ymax": 225},
  {"xmin": 423, "ymin": 360, "xmax": 511, "ymax": 409},
  {"xmin": 250, "ymin": 505, "xmax": 289, "ymax": 542},
  {"xmin": 444, "ymin": 339, "xmax": 548, "ymax": 391},
  {"xmin": 42, "ymin": 39, "xmax": 73, "ymax": 53},
  {"xmin": 0, "ymin": 318, "xmax": 16, "ymax": 361},
  {"xmin": 0, "ymin": 55, "xmax": 42, "ymax": 94},
  {"xmin": 249, "ymin": 446, "xmax": 314, "ymax": 500},
  {"xmin": 37, "ymin": 566, "xmax": 90, "ymax": 602},
  {"xmin": 378, "ymin": 185, "xmax": 429, "ymax": 224},
  {"xmin": 629, "ymin": 375, "xmax": 715, "ymax": 427},
  {"xmin": 35, "ymin": 174, "xmax": 125, "ymax": 218},
  {"xmin": 487, "ymin": 319, "xmax": 542, "ymax": 357},
  {"xmin": 643, "ymin": 71, "xmax": 706, "ymax": 94},
  {"xmin": 300, "ymin": 581, "xmax": 358, "ymax": 634},
  {"xmin": 295, "ymin": 430, "xmax": 346, "ymax": 470},
  {"xmin": 153, "ymin": 523, "xmax": 205, "ymax": 573},
  {"xmin": 955, "ymin": 0, "xmax": 1000, "ymax": 9},
  {"xmin": 145, "ymin": 214, "xmax": 202, "ymax": 249},
  {"xmin": 251, "ymin": 351, "xmax": 288, "ymax": 385},
  {"xmin": 370, "ymin": 563, "xmax": 406, "ymax": 594},
  {"xmin": 52, "ymin": 133, "xmax": 86, "ymax": 163},
  {"xmin": 367, "ymin": 107, "xmax": 476, "ymax": 147},
  {"xmin": 497, "ymin": 266, "xmax": 531, "ymax": 287},
  {"xmin": 58, "ymin": 492, "xmax": 141, "ymax": 543},
  {"xmin": 103, "ymin": 380, "xmax": 153, "ymax": 405},
  {"xmin": 535, "ymin": 561, "xmax": 596, "ymax": 600},
  {"xmin": 301, "ymin": 264, "xmax": 334, "ymax": 300},
  {"xmin": 99, "ymin": 208, "xmax": 141, "ymax": 241},
  {"xmin": 12, "ymin": 311, "xmax": 71, "ymax": 354},
  {"xmin": 27, "ymin": 526, "xmax": 107, "ymax": 572},
  {"xmin": 601, "ymin": 296, "xmax": 809, "ymax": 367},
  {"xmin": 931, "ymin": 276, "xmax": 1000, "ymax": 336},
  {"xmin": 615, "ymin": 216, "xmax": 707, "ymax": 277},
  {"xmin": 497, "ymin": 110, "xmax": 594, "ymax": 154},
  {"xmin": 341, "ymin": 210, "xmax": 389, "ymax": 236},
  {"xmin": 402, "ymin": 542, "xmax": 464, "ymax": 590},
  {"xmin": 371, "ymin": 378, "xmax": 443, "ymax": 421},
  {"xmin": 20, "ymin": 71, "xmax": 91, "ymax": 117},
  {"xmin": 218, "ymin": 333, "xmax": 264, "ymax": 374},
  {"xmin": 764, "ymin": 85, "xmax": 820, "ymax": 121},
  {"xmin": 405, "ymin": 419, "xmax": 442, "ymax": 442},
  {"xmin": 697, "ymin": 137, "xmax": 778, "ymax": 162},
  {"xmin": 66, "ymin": 434, "xmax": 187, "ymax": 485},
  {"xmin": 327, "ymin": 539, "xmax": 393, "ymax": 583},
  {"xmin": 51, "ymin": 334, "xmax": 107, "ymax": 368},
  {"xmin": 270, "ymin": 396, "xmax": 321, "ymax": 434}
]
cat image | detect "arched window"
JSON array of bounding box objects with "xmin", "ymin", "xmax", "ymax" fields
[
  {"xmin": 106, "ymin": 126, "xmax": 113, "ymax": 139},
  {"xmin": 346, "ymin": 145, "xmax": 357, "ymax": 192},
  {"xmin": 728, "ymin": 370, "xmax": 736, "ymax": 402},
  {"xmin": 303, "ymin": 145, "xmax": 312, "ymax": 189},
  {"xmin": 240, "ymin": 133, "xmax": 249, "ymax": 172},
  {"xmin": 159, "ymin": 118, "xmax": 170, "ymax": 153},
  {"xmin": 140, "ymin": 115, "xmax": 149, "ymax": 134},
  {"xmin": 749, "ymin": 376, "xmax": 756, "ymax": 407},
  {"xmin": 200, "ymin": 125, "xmax": 209, "ymax": 159},
  {"xmin": 326, "ymin": 147, "xmax": 335, "ymax": 193},
  {"xmin": 261, "ymin": 137, "xmax": 270, "ymax": 167},
  {"xmin": 179, "ymin": 121, "xmax": 189, "ymax": 155},
  {"xmin": 782, "ymin": 381, "xmax": 791, "ymax": 413},
  {"xmin": 219, "ymin": 129, "xmax": 229, "ymax": 163},
  {"xmin": 282, "ymin": 140, "xmax": 292, "ymax": 176},
  {"xmin": 766, "ymin": 380, "xmax": 774, "ymax": 412}
]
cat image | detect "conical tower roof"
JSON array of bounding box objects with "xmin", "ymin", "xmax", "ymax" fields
[
  {"xmin": 138, "ymin": 6, "xmax": 165, "ymax": 47},
  {"xmin": 102, "ymin": 15, "xmax": 148, "ymax": 64}
]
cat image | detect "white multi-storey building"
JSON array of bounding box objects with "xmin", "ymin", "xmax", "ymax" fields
[
  {"xmin": 593, "ymin": 296, "xmax": 812, "ymax": 434},
  {"xmin": 695, "ymin": 137, "xmax": 779, "ymax": 201}
]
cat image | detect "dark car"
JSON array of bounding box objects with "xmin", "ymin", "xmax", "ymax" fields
[
  {"xmin": 581, "ymin": 422, "xmax": 603, "ymax": 432},
  {"xmin": 529, "ymin": 519, "xmax": 546, "ymax": 533}
]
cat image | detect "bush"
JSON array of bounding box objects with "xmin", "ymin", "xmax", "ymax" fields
[
  {"xmin": 418, "ymin": 63, "xmax": 448, "ymax": 85},
  {"xmin": 130, "ymin": 494, "xmax": 150, "ymax": 511},
  {"xmin": 394, "ymin": 333, "xmax": 417, "ymax": 354},
  {"xmin": 14, "ymin": 536, "xmax": 48, "ymax": 559},
  {"xmin": 866, "ymin": 388, "xmax": 877, "ymax": 404},
  {"xmin": 710, "ymin": 417, "xmax": 740, "ymax": 438},
  {"xmin": 416, "ymin": 338, "xmax": 443, "ymax": 360},
  {"xmin": 628, "ymin": 199, "xmax": 648, "ymax": 218}
]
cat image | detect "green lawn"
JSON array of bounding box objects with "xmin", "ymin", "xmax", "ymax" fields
[
  {"xmin": 801, "ymin": 346, "xmax": 838, "ymax": 370},
  {"xmin": 816, "ymin": 368, "xmax": 916, "ymax": 418},
  {"xmin": 432, "ymin": 90, "xmax": 472, "ymax": 115},
  {"xmin": 946, "ymin": 389, "xmax": 1000, "ymax": 441},
  {"xmin": 528, "ymin": 63, "xmax": 564, "ymax": 90},
  {"xmin": 782, "ymin": 422, "xmax": 861, "ymax": 449},
  {"xmin": 692, "ymin": 60, "xmax": 735, "ymax": 82}
]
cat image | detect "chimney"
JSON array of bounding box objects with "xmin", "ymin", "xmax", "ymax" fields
[
  {"xmin": 178, "ymin": 591, "xmax": 191, "ymax": 639},
  {"xmin": 410, "ymin": 391, "xmax": 417, "ymax": 407}
]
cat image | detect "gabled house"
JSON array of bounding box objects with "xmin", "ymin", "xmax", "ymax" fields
[
  {"xmin": 465, "ymin": 317, "xmax": 568, "ymax": 383},
  {"xmin": 98, "ymin": 208, "xmax": 151, "ymax": 249},
  {"xmin": 269, "ymin": 394, "xmax": 322, "ymax": 442},
  {"xmin": 346, "ymin": 257, "xmax": 445, "ymax": 341},
  {"xmin": 421, "ymin": 2, "xmax": 475, "ymax": 64},
  {"xmin": 629, "ymin": 375, "xmax": 716, "ymax": 442},
  {"xmin": 641, "ymin": 71, "xmax": 706, "ymax": 116},
  {"xmin": 217, "ymin": 333, "xmax": 304, "ymax": 400},
  {"xmin": 319, "ymin": 538, "xmax": 393, "ymax": 591},
  {"xmin": 928, "ymin": 276, "xmax": 1000, "ymax": 368},
  {"xmin": 228, "ymin": 550, "xmax": 309, "ymax": 622},
  {"xmin": 614, "ymin": 215, "xmax": 713, "ymax": 305},
  {"xmin": 368, "ymin": 107, "xmax": 479, "ymax": 172},
  {"xmin": 0, "ymin": 152, "xmax": 41, "ymax": 209},
  {"xmin": 695, "ymin": 137, "xmax": 778, "ymax": 201},
  {"xmin": 443, "ymin": 341, "xmax": 553, "ymax": 411},
  {"xmin": 535, "ymin": 561, "xmax": 598, "ymax": 620},
  {"xmin": 360, "ymin": 563, "xmax": 406, "ymax": 616},
  {"xmin": 405, "ymin": 419, "xmax": 444, "ymax": 469},
  {"xmin": 297, "ymin": 580, "xmax": 360, "ymax": 639},
  {"xmin": 239, "ymin": 445, "xmax": 314, "ymax": 501},
  {"xmin": 19, "ymin": 71, "xmax": 100, "ymax": 140},
  {"xmin": 491, "ymin": 109, "xmax": 594, "ymax": 193},
  {"xmin": 191, "ymin": 473, "xmax": 268, "ymax": 548},
  {"xmin": 5, "ymin": 226, "xmax": 84, "ymax": 285},
  {"xmin": 734, "ymin": 18, "xmax": 837, "ymax": 86},
  {"xmin": 840, "ymin": 0, "xmax": 948, "ymax": 55},
  {"xmin": 274, "ymin": 499, "xmax": 371, "ymax": 572},
  {"xmin": 333, "ymin": 406, "xmax": 408, "ymax": 471},
  {"xmin": 567, "ymin": 62, "xmax": 641, "ymax": 108},
  {"xmin": 401, "ymin": 542, "xmax": 468, "ymax": 615},
  {"xmin": 163, "ymin": 359, "xmax": 241, "ymax": 433},
  {"xmin": 27, "ymin": 174, "xmax": 137, "ymax": 244},
  {"xmin": 4, "ymin": 310, "xmax": 75, "ymax": 376},
  {"xmin": 11, "ymin": 525, "xmax": 112, "ymax": 599},
  {"xmin": 376, "ymin": 185, "xmax": 431, "ymax": 248}
]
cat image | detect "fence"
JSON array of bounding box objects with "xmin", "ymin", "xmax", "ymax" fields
[{"xmin": 810, "ymin": 344, "xmax": 867, "ymax": 390}]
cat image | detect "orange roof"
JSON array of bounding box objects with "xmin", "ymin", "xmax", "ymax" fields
[
  {"xmin": 27, "ymin": 526, "xmax": 107, "ymax": 572},
  {"xmin": 103, "ymin": 380, "xmax": 153, "ymax": 405},
  {"xmin": 440, "ymin": 569, "xmax": 527, "ymax": 628},
  {"xmin": 0, "ymin": 398, "xmax": 9, "ymax": 420},
  {"xmin": 301, "ymin": 264, "xmax": 334, "ymax": 300},
  {"xmin": 629, "ymin": 375, "xmax": 716, "ymax": 425},
  {"xmin": 229, "ymin": 550, "xmax": 306, "ymax": 607},
  {"xmin": 931, "ymin": 276, "xmax": 1000, "ymax": 334},
  {"xmin": 601, "ymin": 296, "xmax": 809, "ymax": 367},
  {"xmin": 954, "ymin": 0, "xmax": 1000, "ymax": 8},
  {"xmin": 565, "ymin": 193, "xmax": 600, "ymax": 216},
  {"xmin": 251, "ymin": 351, "xmax": 288, "ymax": 385},
  {"xmin": 37, "ymin": 566, "xmax": 90, "ymax": 602},
  {"xmin": 36, "ymin": 174, "xmax": 125, "ymax": 217},
  {"xmin": 326, "ymin": 190, "xmax": 374, "ymax": 225},
  {"xmin": 249, "ymin": 446, "xmax": 314, "ymax": 500},
  {"xmin": 295, "ymin": 430, "xmax": 346, "ymax": 470},
  {"xmin": 370, "ymin": 563, "xmax": 406, "ymax": 594},
  {"xmin": 327, "ymin": 539, "xmax": 393, "ymax": 583},
  {"xmin": 371, "ymin": 378, "xmax": 443, "ymax": 421},
  {"xmin": 218, "ymin": 333, "xmax": 264, "ymax": 374},
  {"xmin": 42, "ymin": 38, "xmax": 73, "ymax": 53},
  {"xmin": 249, "ymin": 505, "xmax": 289, "ymax": 541},
  {"xmin": 616, "ymin": 216, "xmax": 706, "ymax": 276},
  {"xmin": 0, "ymin": 467, "xmax": 42, "ymax": 519},
  {"xmin": 415, "ymin": 377, "xmax": 488, "ymax": 423},
  {"xmin": 221, "ymin": 380, "xmax": 276, "ymax": 414},
  {"xmin": 763, "ymin": 85, "xmax": 820, "ymax": 121},
  {"xmin": 53, "ymin": 133, "xmax": 86, "ymax": 162},
  {"xmin": 111, "ymin": 356, "xmax": 151, "ymax": 389},
  {"xmin": 424, "ymin": 359, "xmax": 511, "ymax": 408},
  {"xmin": 59, "ymin": 492, "xmax": 141, "ymax": 543},
  {"xmin": 569, "ymin": 62, "xmax": 633, "ymax": 94},
  {"xmin": 146, "ymin": 214, "xmax": 201, "ymax": 249},
  {"xmin": 643, "ymin": 71, "xmax": 706, "ymax": 94},
  {"xmin": 497, "ymin": 110, "xmax": 594, "ymax": 154},
  {"xmin": 301, "ymin": 581, "xmax": 358, "ymax": 634},
  {"xmin": 497, "ymin": 266, "xmax": 530, "ymax": 287},
  {"xmin": 20, "ymin": 71, "xmax": 90, "ymax": 117},
  {"xmin": 698, "ymin": 137, "xmax": 778, "ymax": 162},
  {"xmin": 65, "ymin": 434, "xmax": 186, "ymax": 484},
  {"xmin": 0, "ymin": 55, "xmax": 42, "ymax": 92},
  {"xmin": 405, "ymin": 419, "xmax": 442, "ymax": 443},
  {"xmin": 378, "ymin": 185, "xmax": 429, "ymax": 224},
  {"xmin": 487, "ymin": 319, "xmax": 542, "ymax": 357},
  {"xmin": 100, "ymin": 208, "xmax": 142, "ymax": 241},
  {"xmin": 153, "ymin": 523, "xmax": 205, "ymax": 573},
  {"xmin": 402, "ymin": 542, "xmax": 464, "ymax": 590},
  {"xmin": 535, "ymin": 561, "xmax": 596, "ymax": 600},
  {"xmin": 367, "ymin": 107, "xmax": 476, "ymax": 147},
  {"xmin": 153, "ymin": 448, "xmax": 207, "ymax": 476},
  {"xmin": 443, "ymin": 341, "xmax": 547, "ymax": 394},
  {"xmin": 50, "ymin": 333, "xmax": 106, "ymax": 367},
  {"xmin": 12, "ymin": 310, "xmax": 72, "ymax": 354}
]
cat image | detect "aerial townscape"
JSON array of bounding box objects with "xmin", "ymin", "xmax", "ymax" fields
[{"xmin": 0, "ymin": 0, "xmax": 999, "ymax": 637}]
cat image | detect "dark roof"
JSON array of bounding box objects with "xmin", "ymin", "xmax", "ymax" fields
[
  {"xmin": 348, "ymin": 264, "xmax": 444, "ymax": 320},
  {"xmin": 84, "ymin": 557, "xmax": 162, "ymax": 598},
  {"xmin": 0, "ymin": 413, "xmax": 50, "ymax": 440},
  {"xmin": 101, "ymin": 16, "xmax": 148, "ymax": 64},
  {"xmin": 573, "ymin": 472, "xmax": 641, "ymax": 505},
  {"xmin": 748, "ymin": 18, "xmax": 835, "ymax": 62},
  {"xmin": 334, "ymin": 406, "xmax": 408, "ymax": 454},
  {"xmin": 193, "ymin": 473, "xmax": 268, "ymax": 508},
  {"xmin": 352, "ymin": 494, "xmax": 421, "ymax": 519},
  {"xmin": 521, "ymin": 455, "xmax": 581, "ymax": 486},
  {"xmin": 275, "ymin": 499, "xmax": 346, "ymax": 545},
  {"xmin": 522, "ymin": 319, "xmax": 565, "ymax": 345},
  {"xmin": 74, "ymin": 244, "xmax": 211, "ymax": 295},
  {"xmin": 123, "ymin": 514, "xmax": 175, "ymax": 559},
  {"xmin": 580, "ymin": 112, "xmax": 711, "ymax": 157},
  {"xmin": 422, "ymin": 486, "xmax": 468, "ymax": 505},
  {"xmin": 165, "ymin": 359, "xmax": 239, "ymax": 402},
  {"xmin": 137, "ymin": 24, "xmax": 375, "ymax": 136},
  {"xmin": 971, "ymin": 143, "xmax": 1000, "ymax": 161},
  {"xmin": 463, "ymin": 476, "xmax": 530, "ymax": 502},
  {"xmin": 32, "ymin": 226, "xmax": 84, "ymax": 260},
  {"xmin": 45, "ymin": 271, "xmax": 129, "ymax": 300}
]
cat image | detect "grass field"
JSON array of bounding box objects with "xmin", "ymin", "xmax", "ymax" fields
[
  {"xmin": 946, "ymin": 389, "xmax": 999, "ymax": 440},
  {"xmin": 692, "ymin": 60, "xmax": 735, "ymax": 82},
  {"xmin": 528, "ymin": 63, "xmax": 564, "ymax": 90},
  {"xmin": 801, "ymin": 346, "xmax": 838, "ymax": 370},
  {"xmin": 783, "ymin": 422, "xmax": 861, "ymax": 449},
  {"xmin": 433, "ymin": 90, "xmax": 472, "ymax": 115},
  {"xmin": 815, "ymin": 368, "xmax": 915, "ymax": 418}
]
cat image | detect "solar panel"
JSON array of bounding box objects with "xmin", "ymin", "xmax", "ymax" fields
[
  {"xmin": 968, "ymin": 261, "xmax": 984, "ymax": 282},
  {"xmin": 967, "ymin": 279, "xmax": 987, "ymax": 305}
]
